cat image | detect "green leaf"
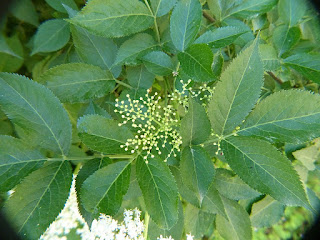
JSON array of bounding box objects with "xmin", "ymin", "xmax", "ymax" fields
[
  {"xmin": 292, "ymin": 139, "xmax": 320, "ymax": 171},
  {"xmin": 70, "ymin": 0, "xmax": 153, "ymax": 38},
  {"xmin": 71, "ymin": 25, "xmax": 121, "ymax": 76},
  {"xmin": 260, "ymin": 44, "xmax": 281, "ymax": 71},
  {"xmin": 184, "ymin": 203, "xmax": 215, "ymax": 239},
  {"xmin": 0, "ymin": 135, "xmax": 46, "ymax": 192},
  {"xmin": 76, "ymin": 157, "xmax": 111, "ymax": 224},
  {"xmin": 31, "ymin": 19, "xmax": 70, "ymax": 55},
  {"xmin": 250, "ymin": 195, "xmax": 285, "ymax": 228},
  {"xmin": 4, "ymin": 161, "xmax": 72, "ymax": 240},
  {"xmin": 81, "ymin": 160, "xmax": 131, "ymax": 216},
  {"xmin": 180, "ymin": 146, "xmax": 215, "ymax": 204},
  {"xmin": 278, "ymin": 0, "xmax": 307, "ymax": 27},
  {"xmin": 84, "ymin": 101, "xmax": 112, "ymax": 119},
  {"xmin": 180, "ymin": 98, "xmax": 211, "ymax": 146},
  {"xmin": 10, "ymin": 0, "xmax": 39, "ymax": 26},
  {"xmin": 39, "ymin": 63, "xmax": 115, "ymax": 103},
  {"xmin": 207, "ymin": 37, "xmax": 263, "ymax": 136},
  {"xmin": 141, "ymin": 51, "xmax": 174, "ymax": 76},
  {"xmin": 225, "ymin": 0, "xmax": 278, "ymax": 19},
  {"xmin": 283, "ymin": 53, "xmax": 320, "ymax": 84},
  {"xmin": 207, "ymin": 0, "xmax": 235, "ymax": 22},
  {"xmin": 114, "ymin": 33, "xmax": 158, "ymax": 66},
  {"xmin": 127, "ymin": 65, "xmax": 155, "ymax": 89},
  {"xmin": 150, "ymin": 0, "xmax": 177, "ymax": 17},
  {"xmin": 239, "ymin": 90, "xmax": 320, "ymax": 144},
  {"xmin": 216, "ymin": 196, "xmax": 252, "ymax": 240},
  {"xmin": 201, "ymin": 184, "xmax": 227, "ymax": 218},
  {"xmin": 221, "ymin": 136, "xmax": 311, "ymax": 209},
  {"xmin": 136, "ymin": 155, "xmax": 179, "ymax": 229},
  {"xmin": 178, "ymin": 44, "xmax": 215, "ymax": 82},
  {"xmin": 0, "ymin": 34, "xmax": 24, "ymax": 72},
  {"xmin": 195, "ymin": 26, "xmax": 248, "ymax": 48},
  {"xmin": 0, "ymin": 73, "xmax": 72, "ymax": 155},
  {"xmin": 77, "ymin": 114, "xmax": 134, "ymax": 154},
  {"xmin": 214, "ymin": 168, "xmax": 261, "ymax": 200},
  {"xmin": 170, "ymin": 0, "xmax": 202, "ymax": 52},
  {"xmin": 45, "ymin": 0, "xmax": 78, "ymax": 13},
  {"xmin": 272, "ymin": 25, "xmax": 300, "ymax": 57}
]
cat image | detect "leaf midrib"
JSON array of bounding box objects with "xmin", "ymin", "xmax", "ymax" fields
[
  {"xmin": 183, "ymin": 51, "xmax": 214, "ymax": 76},
  {"xmin": 48, "ymin": 78, "xmax": 113, "ymax": 88},
  {"xmin": 78, "ymin": 13, "xmax": 153, "ymax": 23}
]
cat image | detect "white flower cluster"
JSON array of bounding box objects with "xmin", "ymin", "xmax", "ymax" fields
[
  {"xmin": 157, "ymin": 233, "xmax": 194, "ymax": 240},
  {"xmin": 114, "ymin": 90, "xmax": 182, "ymax": 163}
]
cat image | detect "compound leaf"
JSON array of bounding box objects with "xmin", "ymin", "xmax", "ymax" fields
[
  {"xmin": 39, "ymin": 63, "xmax": 115, "ymax": 103},
  {"xmin": 207, "ymin": 37, "xmax": 263, "ymax": 136},
  {"xmin": 4, "ymin": 161, "xmax": 72, "ymax": 240},
  {"xmin": 136, "ymin": 155, "xmax": 179, "ymax": 229},
  {"xmin": 0, "ymin": 73, "xmax": 72, "ymax": 155}
]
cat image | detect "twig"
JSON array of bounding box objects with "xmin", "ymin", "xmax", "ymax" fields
[
  {"xmin": 267, "ymin": 71, "xmax": 283, "ymax": 85},
  {"xmin": 202, "ymin": 11, "xmax": 215, "ymax": 23}
]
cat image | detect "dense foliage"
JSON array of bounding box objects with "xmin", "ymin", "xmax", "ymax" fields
[{"xmin": 1, "ymin": 0, "xmax": 320, "ymax": 239}]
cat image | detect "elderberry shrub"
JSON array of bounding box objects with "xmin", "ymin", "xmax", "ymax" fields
[{"xmin": 1, "ymin": 0, "xmax": 320, "ymax": 240}]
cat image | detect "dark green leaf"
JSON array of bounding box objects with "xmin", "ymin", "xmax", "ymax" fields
[
  {"xmin": 170, "ymin": 0, "xmax": 202, "ymax": 52},
  {"xmin": 39, "ymin": 63, "xmax": 115, "ymax": 103},
  {"xmin": 77, "ymin": 114, "xmax": 134, "ymax": 154},
  {"xmin": 114, "ymin": 33, "xmax": 158, "ymax": 66},
  {"xmin": 84, "ymin": 102, "xmax": 112, "ymax": 119},
  {"xmin": 180, "ymin": 146, "xmax": 215, "ymax": 204},
  {"xmin": 0, "ymin": 73, "xmax": 72, "ymax": 155},
  {"xmin": 45, "ymin": 0, "xmax": 78, "ymax": 13},
  {"xmin": 0, "ymin": 34, "xmax": 24, "ymax": 72},
  {"xmin": 4, "ymin": 161, "xmax": 72, "ymax": 240},
  {"xmin": 150, "ymin": 0, "xmax": 177, "ymax": 17},
  {"xmin": 283, "ymin": 53, "xmax": 320, "ymax": 84},
  {"xmin": 214, "ymin": 168, "xmax": 261, "ymax": 200},
  {"xmin": 0, "ymin": 135, "xmax": 46, "ymax": 192},
  {"xmin": 207, "ymin": 37, "xmax": 263, "ymax": 136},
  {"xmin": 10, "ymin": 0, "xmax": 39, "ymax": 26},
  {"xmin": 216, "ymin": 196, "xmax": 252, "ymax": 240},
  {"xmin": 70, "ymin": 0, "xmax": 153, "ymax": 38},
  {"xmin": 178, "ymin": 44, "xmax": 215, "ymax": 82},
  {"xmin": 250, "ymin": 195, "xmax": 285, "ymax": 228},
  {"xmin": 278, "ymin": 0, "xmax": 307, "ymax": 27},
  {"xmin": 201, "ymin": 184, "xmax": 227, "ymax": 218},
  {"xmin": 207, "ymin": 0, "xmax": 235, "ymax": 22},
  {"xmin": 141, "ymin": 51, "xmax": 174, "ymax": 76},
  {"xmin": 136, "ymin": 155, "xmax": 179, "ymax": 229},
  {"xmin": 31, "ymin": 19, "xmax": 70, "ymax": 55},
  {"xmin": 272, "ymin": 25, "xmax": 300, "ymax": 57},
  {"xmin": 195, "ymin": 26, "xmax": 248, "ymax": 48},
  {"xmin": 221, "ymin": 136, "xmax": 311, "ymax": 209},
  {"xmin": 239, "ymin": 90, "xmax": 320, "ymax": 144},
  {"xmin": 127, "ymin": 65, "xmax": 155, "ymax": 89},
  {"xmin": 81, "ymin": 160, "xmax": 131, "ymax": 216}
]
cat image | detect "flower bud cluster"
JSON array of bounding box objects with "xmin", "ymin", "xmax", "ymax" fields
[{"xmin": 114, "ymin": 90, "xmax": 182, "ymax": 163}]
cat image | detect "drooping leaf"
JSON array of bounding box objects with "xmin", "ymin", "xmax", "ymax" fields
[
  {"xmin": 45, "ymin": 0, "xmax": 78, "ymax": 13},
  {"xmin": 136, "ymin": 155, "xmax": 179, "ymax": 229},
  {"xmin": 0, "ymin": 34, "xmax": 24, "ymax": 72},
  {"xmin": 221, "ymin": 136, "xmax": 311, "ymax": 209},
  {"xmin": 180, "ymin": 98, "xmax": 211, "ymax": 146},
  {"xmin": 141, "ymin": 51, "xmax": 174, "ymax": 76},
  {"xmin": 178, "ymin": 44, "xmax": 215, "ymax": 82},
  {"xmin": 4, "ymin": 161, "xmax": 72, "ymax": 240},
  {"xmin": 207, "ymin": 37, "xmax": 263, "ymax": 136},
  {"xmin": 216, "ymin": 196, "xmax": 252, "ymax": 240},
  {"xmin": 127, "ymin": 65, "xmax": 155, "ymax": 89},
  {"xmin": 260, "ymin": 44, "xmax": 281, "ymax": 71},
  {"xmin": 283, "ymin": 53, "xmax": 320, "ymax": 84},
  {"xmin": 250, "ymin": 195, "xmax": 285, "ymax": 228},
  {"xmin": 239, "ymin": 90, "xmax": 320, "ymax": 144},
  {"xmin": 180, "ymin": 146, "xmax": 215, "ymax": 205},
  {"xmin": 81, "ymin": 160, "xmax": 131, "ymax": 217},
  {"xmin": 225, "ymin": 0, "xmax": 278, "ymax": 19},
  {"xmin": 201, "ymin": 184, "xmax": 227, "ymax": 218},
  {"xmin": 278, "ymin": 0, "xmax": 307, "ymax": 27},
  {"xmin": 272, "ymin": 25, "xmax": 300, "ymax": 57},
  {"xmin": 170, "ymin": 0, "xmax": 202, "ymax": 52},
  {"xmin": 70, "ymin": 0, "xmax": 154, "ymax": 38},
  {"xmin": 194, "ymin": 26, "xmax": 248, "ymax": 48},
  {"xmin": 31, "ymin": 19, "xmax": 70, "ymax": 55},
  {"xmin": 71, "ymin": 25, "xmax": 121, "ymax": 77},
  {"xmin": 76, "ymin": 157, "xmax": 111, "ymax": 225},
  {"xmin": 0, "ymin": 135, "xmax": 46, "ymax": 192},
  {"xmin": 10, "ymin": 0, "xmax": 39, "ymax": 26},
  {"xmin": 39, "ymin": 63, "xmax": 115, "ymax": 103},
  {"xmin": 77, "ymin": 114, "xmax": 134, "ymax": 154},
  {"xmin": 114, "ymin": 33, "xmax": 158, "ymax": 66},
  {"xmin": 0, "ymin": 73, "xmax": 72, "ymax": 155},
  {"xmin": 150, "ymin": 0, "xmax": 177, "ymax": 17},
  {"xmin": 214, "ymin": 168, "xmax": 261, "ymax": 200}
]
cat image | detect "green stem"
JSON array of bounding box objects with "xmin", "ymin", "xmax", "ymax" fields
[
  {"xmin": 143, "ymin": 212, "xmax": 150, "ymax": 240},
  {"xmin": 143, "ymin": 0, "xmax": 161, "ymax": 43},
  {"xmin": 115, "ymin": 79, "xmax": 133, "ymax": 89}
]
